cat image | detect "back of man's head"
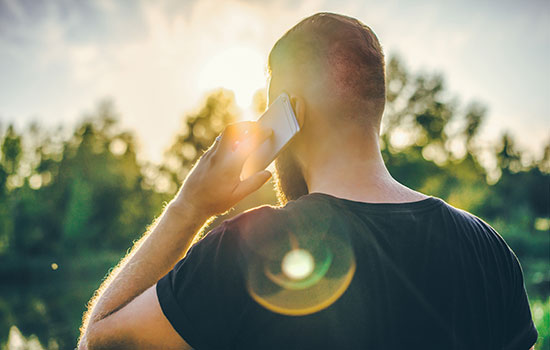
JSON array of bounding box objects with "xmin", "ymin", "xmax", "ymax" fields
[
  {"xmin": 269, "ymin": 13, "xmax": 387, "ymax": 204},
  {"xmin": 268, "ymin": 12, "xmax": 386, "ymax": 130}
]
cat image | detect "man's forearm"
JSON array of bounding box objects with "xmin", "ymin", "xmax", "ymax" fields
[
  {"xmin": 78, "ymin": 121, "xmax": 272, "ymax": 348},
  {"xmin": 79, "ymin": 202, "xmax": 210, "ymax": 342}
]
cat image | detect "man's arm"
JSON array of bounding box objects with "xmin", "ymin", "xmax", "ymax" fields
[
  {"xmin": 79, "ymin": 203, "xmax": 208, "ymax": 349},
  {"xmin": 78, "ymin": 122, "xmax": 272, "ymax": 349}
]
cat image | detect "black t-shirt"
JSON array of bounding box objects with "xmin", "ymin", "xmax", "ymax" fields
[{"xmin": 157, "ymin": 193, "xmax": 538, "ymax": 350}]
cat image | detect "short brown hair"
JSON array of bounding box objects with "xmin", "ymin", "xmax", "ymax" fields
[{"xmin": 268, "ymin": 12, "xmax": 386, "ymax": 125}]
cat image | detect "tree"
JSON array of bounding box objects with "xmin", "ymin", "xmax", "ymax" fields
[
  {"xmin": 158, "ymin": 89, "xmax": 240, "ymax": 195},
  {"xmin": 0, "ymin": 101, "xmax": 164, "ymax": 348},
  {"xmin": 382, "ymin": 55, "xmax": 489, "ymax": 212}
]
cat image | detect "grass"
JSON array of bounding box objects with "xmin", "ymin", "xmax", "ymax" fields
[{"xmin": 532, "ymin": 297, "xmax": 550, "ymax": 350}]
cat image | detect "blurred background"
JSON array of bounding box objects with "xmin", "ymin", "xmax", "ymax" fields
[{"xmin": 0, "ymin": 0, "xmax": 548, "ymax": 349}]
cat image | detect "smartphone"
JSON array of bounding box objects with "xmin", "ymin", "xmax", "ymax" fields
[{"xmin": 241, "ymin": 92, "xmax": 300, "ymax": 180}]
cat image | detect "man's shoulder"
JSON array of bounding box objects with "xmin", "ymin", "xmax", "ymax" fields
[
  {"xmin": 437, "ymin": 199, "xmax": 513, "ymax": 253},
  {"xmin": 439, "ymin": 199, "xmax": 499, "ymax": 234},
  {"xmin": 220, "ymin": 195, "xmax": 332, "ymax": 240},
  {"xmin": 223, "ymin": 200, "xmax": 301, "ymax": 233},
  {"xmin": 219, "ymin": 205, "xmax": 277, "ymax": 236}
]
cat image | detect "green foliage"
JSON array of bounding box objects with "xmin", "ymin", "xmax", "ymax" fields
[
  {"xmin": 159, "ymin": 89, "xmax": 240, "ymax": 194},
  {"xmin": 0, "ymin": 101, "xmax": 165, "ymax": 348},
  {"xmin": 531, "ymin": 297, "xmax": 550, "ymax": 350},
  {"xmin": 0, "ymin": 57, "xmax": 548, "ymax": 348},
  {"xmin": 0, "ymin": 125, "xmax": 22, "ymax": 176}
]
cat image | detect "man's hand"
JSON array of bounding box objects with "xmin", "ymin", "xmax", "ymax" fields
[
  {"xmin": 79, "ymin": 120, "xmax": 273, "ymax": 349},
  {"xmin": 171, "ymin": 121, "xmax": 273, "ymax": 218}
]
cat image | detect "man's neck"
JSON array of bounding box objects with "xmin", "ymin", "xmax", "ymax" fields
[{"xmin": 304, "ymin": 140, "xmax": 428, "ymax": 204}]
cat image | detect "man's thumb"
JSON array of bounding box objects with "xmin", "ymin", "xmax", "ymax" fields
[{"xmin": 233, "ymin": 170, "xmax": 272, "ymax": 201}]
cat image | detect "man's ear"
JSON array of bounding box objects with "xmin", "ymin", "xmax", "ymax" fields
[{"xmin": 290, "ymin": 95, "xmax": 306, "ymax": 129}]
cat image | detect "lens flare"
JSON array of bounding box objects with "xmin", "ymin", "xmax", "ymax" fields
[
  {"xmin": 281, "ymin": 249, "xmax": 314, "ymax": 280},
  {"xmin": 242, "ymin": 215, "xmax": 356, "ymax": 316}
]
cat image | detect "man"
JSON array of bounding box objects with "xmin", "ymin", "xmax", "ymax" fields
[{"xmin": 79, "ymin": 13, "xmax": 538, "ymax": 349}]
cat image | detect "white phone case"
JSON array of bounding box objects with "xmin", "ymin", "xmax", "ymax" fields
[{"xmin": 241, "ymin": 92, "xmax": 300, "ymax": 180}]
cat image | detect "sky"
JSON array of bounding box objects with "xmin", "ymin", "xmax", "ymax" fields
[{"xmin": 0, "ymin": 0, "xmax": 549, "ymax": 162}]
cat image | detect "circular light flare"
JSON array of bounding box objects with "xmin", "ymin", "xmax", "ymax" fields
[{"xmin": 281, "ymin": 249, "xmax": 315, "ymax": 280}]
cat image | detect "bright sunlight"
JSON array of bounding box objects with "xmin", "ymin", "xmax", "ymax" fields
[{"xmin": 198, "ymin": 46, "xmax": 267, "ymax": 109}]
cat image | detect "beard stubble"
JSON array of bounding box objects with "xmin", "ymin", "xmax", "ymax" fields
[{"xmin": 273, "ymin": 146, "xmax": 309, "ymax": 205}]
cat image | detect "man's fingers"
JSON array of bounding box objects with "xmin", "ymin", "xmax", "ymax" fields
[
  {"xmin": 232, "ymin": 170, "xmax": 272, "ymax": 201},
  {"xmin": 218, "ymin": 122, "xmax": 256, "ymax": 147},
  {"xmin": 232, "ymin": 127, "xmax": 272, "ymax": 164},
  {"xmin": 212, "ymin": 121, "xmax": 272, "ymax": 177}
]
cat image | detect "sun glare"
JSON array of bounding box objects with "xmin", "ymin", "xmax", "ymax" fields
[{"xmin": 198, "ymin": 46, "xmax": 266, "ymax": 110}]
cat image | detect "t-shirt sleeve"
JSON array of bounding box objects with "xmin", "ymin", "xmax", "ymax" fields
[
  {"xmin": 503, "ymin": 248, "xmax": 538, "ymax": 350},
  {"xmin": 156, "ymin": 222, "xmax": 250, "ymax": 349}
]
